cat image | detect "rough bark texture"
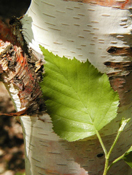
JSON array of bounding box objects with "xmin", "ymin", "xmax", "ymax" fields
[{"xmin": 1, "ymin": 0, "xmax": 132, "ymax": 175}]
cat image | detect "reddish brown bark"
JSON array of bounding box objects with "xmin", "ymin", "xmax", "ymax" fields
[{"xmin": 0, "ymin": 19, "xmax": 45, "ymax": 115}]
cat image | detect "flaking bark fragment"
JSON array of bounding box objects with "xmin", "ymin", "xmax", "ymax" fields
[{"xmin": 0, "ymin": 18, "xmax": 46, "ymax": 115}]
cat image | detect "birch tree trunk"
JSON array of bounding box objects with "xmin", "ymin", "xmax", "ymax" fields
[{"xmin": 2, "ymin": 0, "xmax": 132, "ymax": 175}]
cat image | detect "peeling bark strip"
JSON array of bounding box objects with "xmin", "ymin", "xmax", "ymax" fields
[
  {"xmin": 0, "ymin": 19, "xmax": 45, "ymax": 115},
  {"xmin": 64, "ymin": 0, "xmax": 130, "ymax": 9}
]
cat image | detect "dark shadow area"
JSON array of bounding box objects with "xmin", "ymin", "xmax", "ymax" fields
[{"xmin": 0, "ymin": 0, "xmax": 31, "ymax": 20}]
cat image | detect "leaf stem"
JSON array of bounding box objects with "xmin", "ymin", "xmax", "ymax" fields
[
  {"xmin": 96, "ymin": 128, "xmax": 120, "ymax": 175},
  {"xmin": 96, "ymin": 118, "xmax": 130, "ymax": 175},
  {"xmin": 103, "ymin": 130, "xmax": 121, "ymax": 175},
  {"xmin": 107, "ymin": 153, "xmax": 125, "ymax": 171},
  {"xmin": 107, "ymin": 130, "xmax": 120, "ymax": 159},
  {"xmin": 95, "ymin": 129, "xmax": 108, "ymax": 175},
  {"xmin": 95, "ymin": 129, "xmax": 107, "ymax": 156},
  {"xmin": 107, "ymin": 118, "xmax": 131, "ymax": 172}
]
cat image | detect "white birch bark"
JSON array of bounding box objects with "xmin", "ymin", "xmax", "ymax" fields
[{"xmin": 9, "ymin": 0, "xmax": 132, "ymax": 174}]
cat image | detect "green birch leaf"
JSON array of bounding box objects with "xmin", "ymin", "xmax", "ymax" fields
[{"xmin": 40, "ymin": 46, "xmax": 119, "ymax": 141}]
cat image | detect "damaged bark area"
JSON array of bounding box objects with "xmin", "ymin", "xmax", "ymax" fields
[
  {"xmin": 105, "ymin": 47, "xmax": 132, "ymax": 108},
  {"xmin": 107, "ymin": 46, "xmax": 132, "ymax": 56},
  {"xmin": 0, "ymin": 18, "xmax": 45, "ymax": 116}
]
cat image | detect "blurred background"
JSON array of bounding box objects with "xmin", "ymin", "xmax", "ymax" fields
[{"xmin": 0, "ymin": 1, "xmax": 31, "ymax": 175}]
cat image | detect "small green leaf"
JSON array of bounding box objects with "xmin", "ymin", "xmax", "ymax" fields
[
  {"xmin": 119, "ymin": 118, "xmax": 131, "ymax": 132},
  {"xmin": 40, "ymin": 46, "xmax": 119, "ymax": 141},
  {"xmin": 123, "ymin": 146, "xmax": 132, "ymax": 168}
]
